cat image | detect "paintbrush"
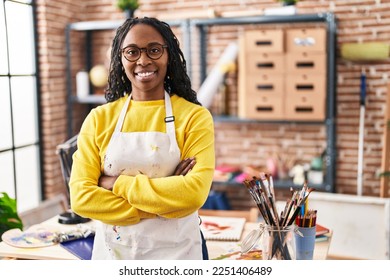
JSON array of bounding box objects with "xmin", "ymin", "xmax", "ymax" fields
[
  {"xmin": 287, "ymin": 188, "xmax": 314, "ymax": 226},
  {"xmin": 244, "ymin": 179, "xmax": 270, "ymax": 225}
]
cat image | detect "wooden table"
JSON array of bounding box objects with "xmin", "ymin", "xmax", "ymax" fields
[
  {"xmin": 0, "ymin": 216, "xmax": 89, "ymax": 260},
  {"xmin": 0, "ymin": 217, "xmax": 331, "ymax": 260}
]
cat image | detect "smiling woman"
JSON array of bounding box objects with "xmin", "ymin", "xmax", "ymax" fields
[{"xmin": 69, "ymin": 17, "xmax": 215, "ymax": 260}]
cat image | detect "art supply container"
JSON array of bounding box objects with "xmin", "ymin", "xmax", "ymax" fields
[
  {"xmin": 262, "ymin": 225, "xmax": 296, "ymax": 260},
  {"xmin": 241, "ymin": 224, "xmax": 296, "ymax": 260},
  {"xmin": 294, "ymin": 226, "xmax": 316, "ymax": 260}
]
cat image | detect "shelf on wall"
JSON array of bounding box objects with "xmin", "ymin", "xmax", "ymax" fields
[
  {"xmin": 71, "ymin": 95, "xmax": 106, "ymax": 104},
  {"xmin": 213, "ymin": 115, "xmax": 326, "ymax": 125},
  {"xmin": 212, "ymin": 180, "xmax": 332, "ymax": 192},
  {"xmin": 68, "ymin": 20, "xmax": 123, "ymax": 31},
  {"xmin": 193, "ymin": 13, "xmax": 337, "ymax": 193}
]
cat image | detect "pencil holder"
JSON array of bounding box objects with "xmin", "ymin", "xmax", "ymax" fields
[
  {"xmin": 294, "ymin": 226, "xmax": 316, "ymax": 260},
  {"xmin": 241, "ymin": 224, "xmax": 296, "ymax": 260}
]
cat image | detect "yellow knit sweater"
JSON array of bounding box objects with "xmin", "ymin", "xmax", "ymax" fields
[{"xmin": 69, "ymin": 94, "xmax": 215, "ymax": 226}]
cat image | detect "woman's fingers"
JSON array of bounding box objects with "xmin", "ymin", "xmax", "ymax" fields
[
  {"xmin": 174, "ymin": 157, "xmax": 196, "ymax": 175},
  {"xmin": 180, "ymin": 158, "xmax": 196, "ymax": 175}
]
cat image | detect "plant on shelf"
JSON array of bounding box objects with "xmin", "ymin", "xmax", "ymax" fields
[
  {"xmin": 0, "ymin": 192, "xmax": 23, "ymax": 241},
  {"xmin": 277, "ymin": 0, "xmax": 299, "ymax": 5},
  {"xmin": 116, "ymin": 0, "xmax": 139, "ymax": 18}
]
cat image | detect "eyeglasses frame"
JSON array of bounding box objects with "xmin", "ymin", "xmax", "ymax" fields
[{"xmin": 121, "ymin": 43, "xmax": 168, "ymax": 62}]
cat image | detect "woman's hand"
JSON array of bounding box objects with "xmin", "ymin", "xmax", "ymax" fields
[
  {"xmin": 173, "ymin": 157, "xmax": 196, "ymax": 176},
  {"xmin": 99, "ymin": 175, "xmax": 118, "ymax": 191},
  {"xmin": 98, "ymin": 157, "xmax": 195, "ymax": 190}
]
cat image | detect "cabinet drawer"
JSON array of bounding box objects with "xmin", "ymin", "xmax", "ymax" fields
[
  {"xmin": 244, "ymin": 29, "xmax": 284, "ymax": 53},
  {"xmin": 246, "ymin": 53, "xmax": 285, "ymax": 74},
  {"xmin": 245, "ymin": 74, "xmax": 285, "ymax": 96},
  {"xmin": 286, "ymin": 28, "xmax": 326, "ymax": 53},
  {"xmin": 285, "ymin": 74, "xmax": 326, "ymax": 97},
  {"xmin": 285, "ymin": 94, "xmax": 326, "ymax": 121},
  {"xmin": 286, "ymin": 52, "xmax": 326, "ymax": 74},
  {"xmin": 239, "ymin": 95, "xmax": 285, "ymax": 120}
]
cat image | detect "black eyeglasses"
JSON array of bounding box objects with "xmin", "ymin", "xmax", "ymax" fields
[{"xmin": 121, "ymin": 43, "xmax": 168, "ymax": 62}]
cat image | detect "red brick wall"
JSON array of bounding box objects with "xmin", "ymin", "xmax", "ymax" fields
[
  {"xmin": 36, "ymin": 0, "xmax": 82, "ymax": 198},
  {"xmin": 36, "ymin": 0, "xmax": 390, "ymax": 205}
]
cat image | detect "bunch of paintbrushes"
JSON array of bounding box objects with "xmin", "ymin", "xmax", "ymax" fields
[{"xmin": 243, "ymin": 173, "xmax": 314, "ymax": 259}]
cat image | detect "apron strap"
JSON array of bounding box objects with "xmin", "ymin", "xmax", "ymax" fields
[
  {"xmin": 114, "ymin": 94, "xmax": 132, "ymax": 133},
  {"xmin": 164, "ymin": 92, "xmax": 179, "ymax": 153}
]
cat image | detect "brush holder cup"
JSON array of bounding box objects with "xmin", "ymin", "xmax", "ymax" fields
[{"xmin": 241, "ymin": 224, "xmax": 297, "ymax": 260}]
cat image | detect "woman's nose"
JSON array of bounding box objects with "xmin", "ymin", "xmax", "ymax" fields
[{"xmin": 136, "ymin": 50, "xmax": 152, "ymax": 65}]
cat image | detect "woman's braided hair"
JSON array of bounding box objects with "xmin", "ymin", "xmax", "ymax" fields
[{"xmin": 105, "ymin": 17, "xmax": 200, "ymax": 105}]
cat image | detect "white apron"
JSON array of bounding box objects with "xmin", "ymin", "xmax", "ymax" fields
[{"xmin": 92, "ymin": 92, "xmax": 202, "ymax": 260}]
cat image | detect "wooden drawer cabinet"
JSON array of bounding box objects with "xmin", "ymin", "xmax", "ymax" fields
[{"xmin": 239, "ymin": 26, "xmax": 327, "ymax": 121}]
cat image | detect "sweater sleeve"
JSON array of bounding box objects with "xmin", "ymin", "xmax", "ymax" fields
[
  {"xmin": 112, "ymin": 107, "xmax": 215, "ymax": 218},
  {"xmin": 69, "ymin": 109, "xmax": 155, "ymax": 225}
]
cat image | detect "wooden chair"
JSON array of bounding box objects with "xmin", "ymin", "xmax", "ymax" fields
[
  {"xmin": 19, "ymin": 193, "xmax": 69, "ymax": 230},
  {"xmin": 198, "ymin": 207, "xmax": 259, "ymax": 222}
]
